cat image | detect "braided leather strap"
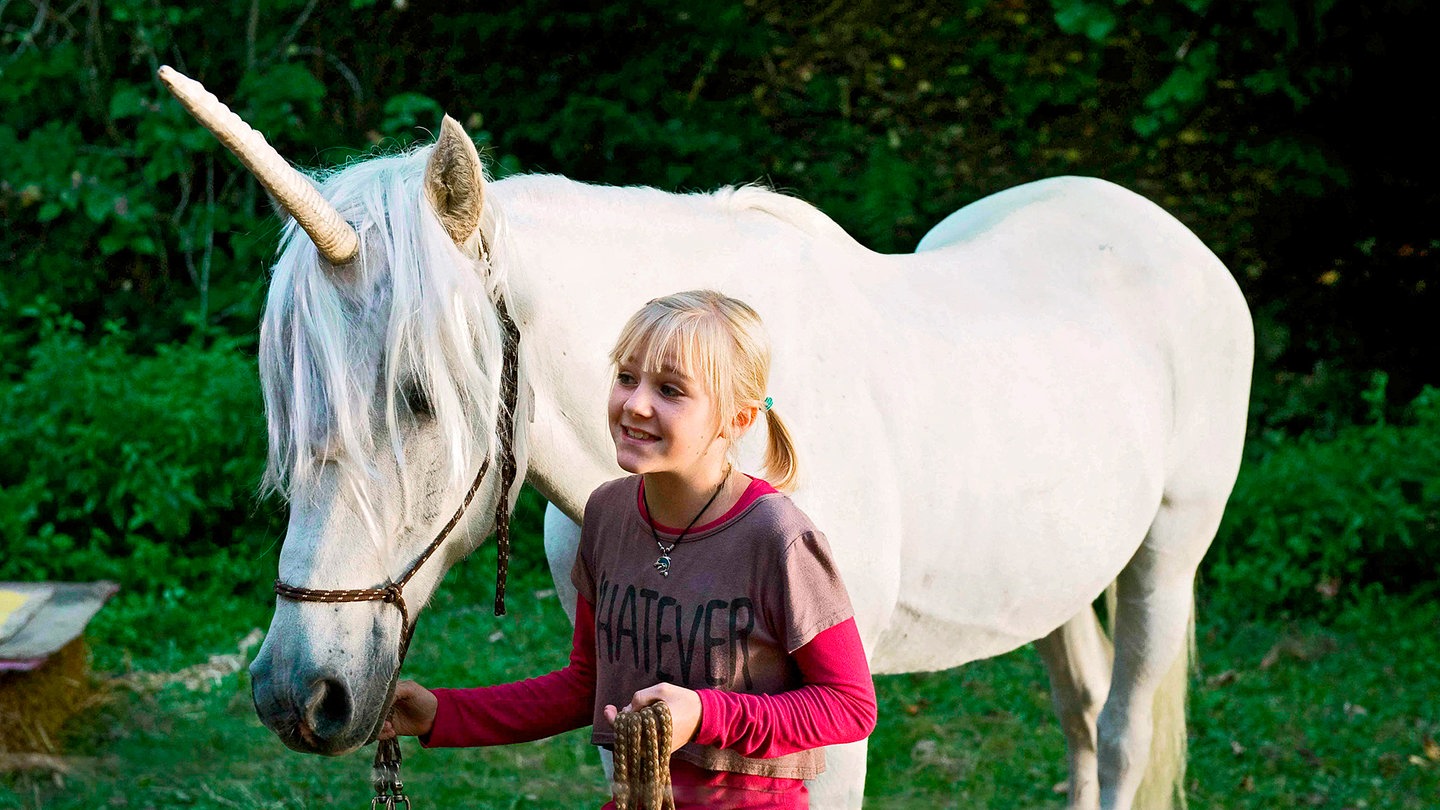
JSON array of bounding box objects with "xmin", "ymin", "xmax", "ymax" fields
[
  {"xmin": 612, "ymin": 702, "xmax": 677, "ymax": 810},
  {"xmin": 272, "ymin": 450, "xmax": 488, "ymax": 620},
  {"xmin": 492, "ymin": 294, "xmax": 522, "ymax": 616}
]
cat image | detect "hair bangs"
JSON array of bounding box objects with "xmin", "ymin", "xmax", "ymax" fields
[{"xmin": 610, "ymin": 300, "xmax": 731, "ymax": 409}]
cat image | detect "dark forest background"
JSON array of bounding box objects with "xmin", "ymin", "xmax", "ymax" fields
[{"xmin": 1, "ymin": 0, "xmax": 1436, "ymax": 642}]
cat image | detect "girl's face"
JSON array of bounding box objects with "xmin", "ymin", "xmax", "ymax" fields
[{"xmin": 608, "ymin": 351, "xmax": 728, "ymax": 481}]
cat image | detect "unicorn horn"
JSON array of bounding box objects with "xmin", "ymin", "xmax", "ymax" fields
[{"xmin": 157, "ymin": 65, "xmax": 358, "ymax": 266}]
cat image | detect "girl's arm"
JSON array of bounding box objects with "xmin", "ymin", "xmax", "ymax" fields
[
  {"xmin": 690, "ymin": 617, "xmax": 877, "ymax": 758},
  {"xmin": 421, "ymin": 594, "xmax": 597, "ymax": 747}
]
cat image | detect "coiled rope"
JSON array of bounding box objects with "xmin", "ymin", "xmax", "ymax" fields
[{"xmin": 612, "ymin": 702, "xmax": 677, "ymax": 810}]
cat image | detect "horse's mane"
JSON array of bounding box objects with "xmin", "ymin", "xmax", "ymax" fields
[
  {"xmin": 709, "ymin": 183, "xmax": 857, "ymax": 243},
  {"xmin": 497, "ymin": 173, "xmax": 857, "ymax": 246},
  {"xmin": 258, "ymin": 145, "xmax": 510, "ymax": 537}
]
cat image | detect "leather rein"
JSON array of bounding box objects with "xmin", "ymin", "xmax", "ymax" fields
[{"xmin": 272, "ymin": 295, "xmax": 522, "ymax": 808}]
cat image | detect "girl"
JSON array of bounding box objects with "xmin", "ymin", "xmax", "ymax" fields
[{"xmin": 384, "ymin": 290, "xmax": 877, "ymax": 809}]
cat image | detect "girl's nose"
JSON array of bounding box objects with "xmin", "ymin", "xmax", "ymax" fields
[{"xmin": 624, "ymin": 386, "xmax": 652, "ymax": 417}]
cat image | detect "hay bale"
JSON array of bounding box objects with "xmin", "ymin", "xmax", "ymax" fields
[{"xmin": 0, "ymin": 638, "xmax": 96, "ymax": 755}]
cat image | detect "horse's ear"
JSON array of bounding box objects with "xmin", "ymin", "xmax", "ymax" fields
[{"xmin": 424, "ymin": 115, "xmax": 486, "ymax": 247}]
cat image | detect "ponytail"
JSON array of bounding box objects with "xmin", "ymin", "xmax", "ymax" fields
[{"xmin": 761, "ymin": 406, "xmax": 799, "ymax": 492}]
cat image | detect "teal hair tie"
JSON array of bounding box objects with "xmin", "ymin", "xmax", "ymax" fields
[{"xmin": 763, "ymin": 396, "xmax": 774, "ymax": 412}]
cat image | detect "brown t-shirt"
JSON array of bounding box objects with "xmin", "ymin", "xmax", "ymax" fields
[{"xmin": 571, "ymin": 476, "xmax": 854, "ymax": 780}]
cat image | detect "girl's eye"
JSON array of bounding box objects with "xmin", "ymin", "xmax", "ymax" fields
[
  {"xmin": 616, "ymin": 371, "xmax": 636, "ymax": 385},
  {"xmin": 660, "ymin": 384, "xmax": 683, "ymax": 398}
]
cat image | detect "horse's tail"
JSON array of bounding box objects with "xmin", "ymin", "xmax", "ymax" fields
[{"xmin": 1133, "ymin": 589, "xmax": 1194, "ymax": 810}]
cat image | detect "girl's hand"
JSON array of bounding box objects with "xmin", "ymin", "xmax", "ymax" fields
[
  {"xmin": 604, "ymin": 682, "xmax": 702, "ymax": 755},
  {"xmin": 379, "ymin": 679, "xmax": 439, "ymax": 739}
]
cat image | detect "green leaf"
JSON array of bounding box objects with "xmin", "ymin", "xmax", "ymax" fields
[
  {"xmin": 130, "ymin": 233, "xmax": 158, "ymax": 255},
  {"xmin": 109, "ymin": 85, "xmax": 149, "ymax": 120},
  {"xmin": 1051, "ymin": 0, "xmax": 1118, "ymax": 42},
  {"xmin": 99, "ymin": 231, "xmax": 129, "ymax": 255},
  {"xmin": 37, "ymin": 201, "xmax": 64, "ymax": 222}
]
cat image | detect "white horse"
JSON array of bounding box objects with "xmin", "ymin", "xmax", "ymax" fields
[{"xmin": 160, "ymin": 67, "xmax": 1251, "ymax": 810}]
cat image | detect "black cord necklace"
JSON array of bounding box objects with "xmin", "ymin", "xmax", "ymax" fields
[{"xmin": 643, "ymin": 467, "xmax": 731, "ymax": 577}]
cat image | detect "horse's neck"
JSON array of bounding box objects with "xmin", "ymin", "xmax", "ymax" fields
[{"xmin": 491, "ymin": 176, "xmax": 870, "ymax": 519}]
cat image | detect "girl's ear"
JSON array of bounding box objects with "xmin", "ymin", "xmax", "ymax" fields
[{"xmin": 729, "ymin": 405, "xmax": 761, "ymax": 437}]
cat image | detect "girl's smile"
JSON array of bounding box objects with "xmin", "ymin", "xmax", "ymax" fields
[{"xmin": 620, "ymin": 425, "xmax": 659, "ymax": 442}]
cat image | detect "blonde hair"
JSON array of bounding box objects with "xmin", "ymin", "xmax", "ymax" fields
[{"xmin": 609, "ymin": 290, "xmax": 799, "ymax": 491}]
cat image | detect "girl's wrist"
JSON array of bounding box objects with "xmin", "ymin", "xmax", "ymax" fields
[{"xmin": 691, "ymin": 688, "xmax": 724, "ymax": 746}]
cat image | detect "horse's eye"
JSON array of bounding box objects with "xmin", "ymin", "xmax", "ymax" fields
[{"xmin": 405, "ymin": 385, "xmax": 432, "ymax": 418}]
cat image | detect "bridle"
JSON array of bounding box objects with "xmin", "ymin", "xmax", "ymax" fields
[{"xmin": 272, "ymin": 294, "xmax": 522, "ymax": 808}]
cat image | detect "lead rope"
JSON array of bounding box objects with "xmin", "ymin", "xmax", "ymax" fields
[
  {"xmin": 612, "ymin": 702, "xmax": 677, "ymax": 810},
  {"xmin": 492, "ymin": 290, "xmax": 521, "ymax": 617},
  {"xmin": 274, "ymin": 294, "xmax": 521, "ymax": 809}
]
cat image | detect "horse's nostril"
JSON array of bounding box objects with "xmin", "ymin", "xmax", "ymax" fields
[
  {"xmin": 297, "ymin": 716, "xmax": 320, "ymax": 748},
  {"xmin": 305, "ymin": 676, "xmax": 354, "ymax": 738}
]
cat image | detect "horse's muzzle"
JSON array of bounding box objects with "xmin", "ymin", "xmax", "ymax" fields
[{"xmin": 249, "ymin": 655, "xmax": 374, "ymax": 756}]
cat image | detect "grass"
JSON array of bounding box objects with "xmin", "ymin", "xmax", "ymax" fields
[{"xmin": 3, "ymin": 549, "xmax": 1436, "ymax": 809}]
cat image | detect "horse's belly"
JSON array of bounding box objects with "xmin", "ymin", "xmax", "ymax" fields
[
  {"xmin": 855, "ymin": 327, "xmax": 1168, "ymax": 674},
  {"xmin": 866, "ymin": 490, "xmax": 1156, "ymax": 674},
  {"xmin": 867, "ymin": 602, "xmax": 1049, "ymax": 674}
]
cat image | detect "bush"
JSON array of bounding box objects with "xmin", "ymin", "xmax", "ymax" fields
[
  {"xmin": 0, "ymin": 307, "xmax": 553, "ymax": 665},
  {"xmin": 0, "ymin": 309, "xmax": 278, "ymax": 600},
  {"xmin": 1205, "ymin": 376, "xmax": 1440, "ymax": 619}
]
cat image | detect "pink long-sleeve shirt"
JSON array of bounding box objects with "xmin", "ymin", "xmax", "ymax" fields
[
  {"xmin": 425, "ymin": 597, "xmax": 873, "ymax": 807},
  {"xmin": 422, "ymin": 485, "xmax": 877, "ymax": 808}
]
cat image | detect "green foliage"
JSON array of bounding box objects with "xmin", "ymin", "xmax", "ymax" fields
[
  {"xmin": 1207, "ymin": 378, "xmax": 1440, "ymax": 619},
  {"xmin": 0, "ymin": 304, "xmax": 550, "ymax": 664},
  {"xmin": 1133, "ymin": 41, "xmax": 1219, "ymax": 138},
  {"xmin": 0, "ymin": 0, "xmax": 519, "ymax": 350},
  {"xmin": 0, "ymin": 308, "xmax": 278, "ymax": 602},
  {"xmin": 2, "ymin": 0, "xmax": 1432, "ymax": 395},
  {"xmin": 380, "ymin": 93, "xmax": 445, "ymax": 144},
  {"xmin": 1052, "ymin": 0, "xmax": 1120, "ymax": 42},
  {"xmin": 1044, "ymin": 0, "xmax": 1352, "ymax": 192}
]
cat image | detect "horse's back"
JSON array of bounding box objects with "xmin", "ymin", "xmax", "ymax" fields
[
  {"xmin": 846, "ymin": 177, "xmax": 1252, "ymax": 672},
  {"xmin": 917, "ymin": 176, "xmax": 1191, "ymax": 255},
  {"xmin": 913, "ymin": 176, "xmax": 1254, "ymax": 488},
  {"xmin": 902, "ymin": 175, "xmax": 1253, "ymax": 475}
]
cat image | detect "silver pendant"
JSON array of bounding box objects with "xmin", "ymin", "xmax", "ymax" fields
[{"xmin": 653, "ymin": 554, "xmax": 671, "ymax": 576}]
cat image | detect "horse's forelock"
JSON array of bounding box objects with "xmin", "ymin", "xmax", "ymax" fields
[{"xmin": 258, "ymin": 145, "xmax": 507, "ymax": 538}]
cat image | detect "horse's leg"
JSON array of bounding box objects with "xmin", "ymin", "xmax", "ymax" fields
[
  {"xmin": 543, "ymin": 502, "xmax": 583, "ymax": 623},
  {"xmin": 1098, "ymin": 495, "xmax": 1222, "ymax": 810},
  {"xmin": 1035, "ymin": 605, "xmax": 1114, "ymax": 810},
  {"xmin": 806, "ymin": 739, "xmax": 869, "ymax": 810}
]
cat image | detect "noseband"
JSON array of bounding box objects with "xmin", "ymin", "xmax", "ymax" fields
[{"xmin": 272, "ymin": 294, "xmax": 522, "ymax": 808}]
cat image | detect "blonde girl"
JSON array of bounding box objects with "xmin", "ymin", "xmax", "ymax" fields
[{"xmin": 385, "ymin": 290, "xmax": 876, "ymax": 809}]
